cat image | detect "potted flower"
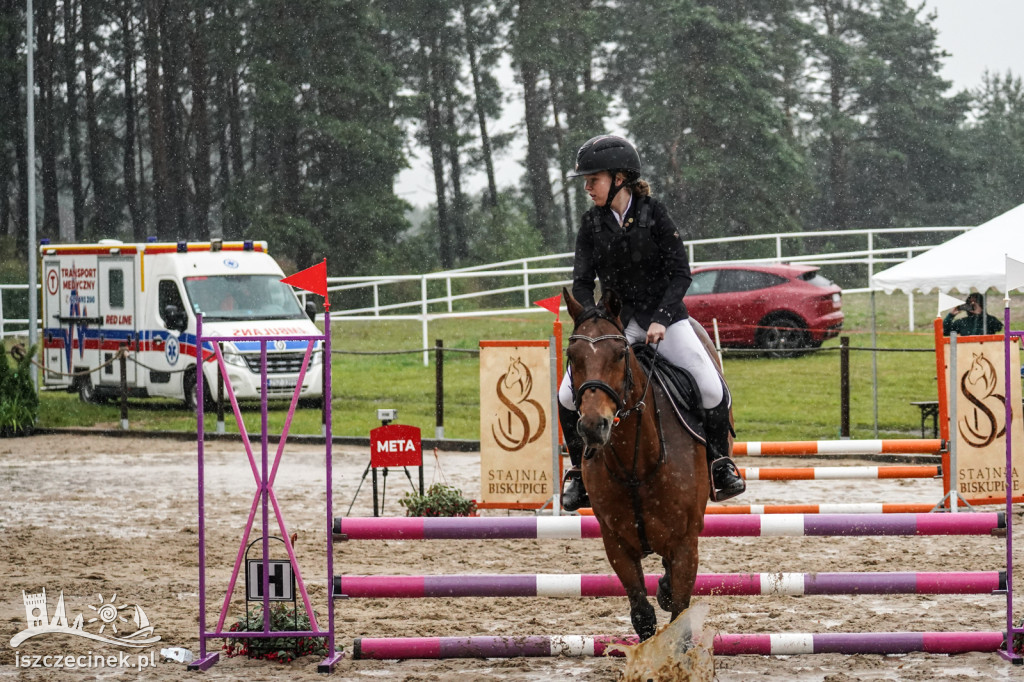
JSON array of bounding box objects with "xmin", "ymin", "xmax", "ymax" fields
[{"xmin": 399, "ymin": 483, "xmax": 477, "ymax": 517}]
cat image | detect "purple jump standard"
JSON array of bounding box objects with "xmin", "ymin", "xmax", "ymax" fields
[
  {"xmin": 334, "ymin": 571, "xmax": 1005, "ymax": 599},
  {"xmin": 352, "ymin": 631, "xmax": 1006, "ymax": 659},
  {"xmin": 334, "ymin": 512, "xmax": 1004, "ymax": 540}
]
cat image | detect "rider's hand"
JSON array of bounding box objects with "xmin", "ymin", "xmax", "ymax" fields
[{"xmin": 647, "ymin": 323, "xmax": 666, "ymax": 344}]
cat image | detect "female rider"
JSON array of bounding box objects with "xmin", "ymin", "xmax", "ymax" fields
[{"xmin": 559, "ymin": 134, "xmax": 745, "ymax": 511}]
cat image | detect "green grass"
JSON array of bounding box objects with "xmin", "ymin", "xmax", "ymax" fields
[{"xmin": 31, "ymin": 293, "xmax": 1024, "ymax": 441}]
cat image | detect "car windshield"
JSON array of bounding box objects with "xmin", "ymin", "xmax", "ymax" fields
[{"xmin": 183, "ymin": 275, "xmax": 306, "ymax": 321}]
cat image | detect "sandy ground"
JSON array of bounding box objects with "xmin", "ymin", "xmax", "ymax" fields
[{"xmin": 0, "ymin": 433, "xmax": 1021, "ymax": 681}]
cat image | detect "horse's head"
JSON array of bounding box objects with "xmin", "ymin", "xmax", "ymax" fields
[{"xmin": 564, "ymin": 288, "xmax": 632, "ymax": 448}]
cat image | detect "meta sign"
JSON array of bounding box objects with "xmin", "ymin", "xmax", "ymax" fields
[{"xmin": 370, "ymin": 424, "xmax": 422, "ymax": 469}]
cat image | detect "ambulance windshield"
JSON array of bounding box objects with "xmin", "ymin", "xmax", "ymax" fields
[{"xmin": 183, "ymin": 275, "xmax": 306, "ymax": 321}]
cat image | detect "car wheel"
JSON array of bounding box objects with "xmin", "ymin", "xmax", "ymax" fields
[
  {"xmin": 183, "ymin": 368, "xmax": 216, "ymax": 411},
  {"xmin": 77, "ymin": 375, "xmax": 107, "ymax": 404},
  {"xmin": 758, "ymin": 316, "xmax": 808, "ymax": 358}
]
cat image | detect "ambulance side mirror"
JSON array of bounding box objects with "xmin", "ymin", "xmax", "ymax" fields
[
  {"xmin": 305, "ymin": 301, "xmax": 318, "ymax": 322},
  {"xmin": 164, "ymin": 305, "xmax": 188, "ymax": 332}
]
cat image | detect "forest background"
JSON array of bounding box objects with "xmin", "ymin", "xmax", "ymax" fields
[{"xmin": 1, "ymin": 0, "xmax": 1023, "ymax": 284}]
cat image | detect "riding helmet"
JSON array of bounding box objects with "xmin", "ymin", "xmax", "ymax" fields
[{"xmin": 567, "ymin": 135, "xmax": 642, "ymax": 177}]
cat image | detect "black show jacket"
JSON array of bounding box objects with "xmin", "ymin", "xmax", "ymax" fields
[{"xmin": 572, "ymin": 194, "xmax": 693, "ymax": 329}]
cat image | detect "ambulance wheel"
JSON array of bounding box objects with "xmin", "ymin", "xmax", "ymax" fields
[
  {"xmin": 298, "ymin": 397, "xmax": 325, "ymax": 410},
  {"xmin": 77, "ymin": 376, "xmax": 106, "ymax": 404},
  {"xmin": 183, "ymin": 369, "xmax": 215, "ymax": 411}
]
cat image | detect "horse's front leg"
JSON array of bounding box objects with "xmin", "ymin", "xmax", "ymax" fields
[
  {"xmin": 602, "ymin": 532, "xmax": 657, "ymax": 641},
  {"xmin": 664, "ymin": 533, "xmax": 700, "ymax": 621}
]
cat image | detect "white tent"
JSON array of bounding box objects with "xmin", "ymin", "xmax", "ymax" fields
[{"xmin": 872, "ymin": 202, "xmax": 1024, "ymax": 294}]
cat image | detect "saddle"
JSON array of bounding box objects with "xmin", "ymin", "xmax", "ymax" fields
[{"xmin": 631, "ymin": 343, "xmax": 707, "ymax": 446}]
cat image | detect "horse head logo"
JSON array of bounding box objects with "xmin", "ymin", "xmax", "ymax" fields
[
  {"xmin": 492, "ymin": 356, "xmax": 546, "ymax": 452},
  {"xmin": 959, "ymin": 351, "xmax": 1006, "ymax": 448}
]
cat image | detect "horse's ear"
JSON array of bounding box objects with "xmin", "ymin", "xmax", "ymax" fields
[
  {"xmin": 564, "ymin": 287, "xmax": 584, "ymax": 322},
  {"xmin": 601, "ymin": 289, "xmax": 623, "ymax": 322}
]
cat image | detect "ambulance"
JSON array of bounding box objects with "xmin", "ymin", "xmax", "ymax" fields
[{"xmin": 40, "ymin": 239, "xmax": 324, "ymax": 408}]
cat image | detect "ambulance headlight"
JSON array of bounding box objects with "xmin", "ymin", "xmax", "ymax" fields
[
  {"xmin": 222, "ymin": 351, "xmax": 247, "ymax": 367},
  {"xmin": 311, "ymin": 350, "xmax": 323, "ymax": 366}
]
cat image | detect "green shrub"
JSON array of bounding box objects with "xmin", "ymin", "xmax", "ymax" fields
[
  {"xmin": 0, "ymin": 342, "xmax": 38, "ymax": 437},
  {"xmin": 399, "ymin": 483, "xmax": 477, "ymax": 517},
  {"xmin": 223, "ymin": 604, "xmax": 330, "ymax": 663}
]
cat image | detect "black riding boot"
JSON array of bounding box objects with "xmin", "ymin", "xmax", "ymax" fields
[
  {"xmin": 559, "ymin": 404, "xmax": 590, "ymax": 512},
  {"xmin": 705, "ymin": 395, "xmax": 745, "ymax": 502}
]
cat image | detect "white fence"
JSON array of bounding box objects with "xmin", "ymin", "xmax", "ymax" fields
[
  {"xmin": 323, "ymin": 226, "xmax": 968, "ymax": 363},
  {"xmin": 1, "ymin": 226, "xmax": 970, "ymax": 360}
]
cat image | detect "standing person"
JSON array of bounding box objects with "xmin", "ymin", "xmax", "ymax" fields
[
  {"xmin": 558, "ymin": 134, "xmax": 745, "ymax": 511},
  {"xmin": 942, "ymin": 293, "xmax": 1003, "ymax": 336}
]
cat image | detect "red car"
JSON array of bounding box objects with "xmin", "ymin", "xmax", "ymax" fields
[{"xmin": 684, "ymin": 263, "xmax": 843, "ymax": 354}]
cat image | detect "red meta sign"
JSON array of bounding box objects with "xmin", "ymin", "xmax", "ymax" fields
[{"xmin": 370, "ymin": 424, "xmax": 423, "ymax": 468}]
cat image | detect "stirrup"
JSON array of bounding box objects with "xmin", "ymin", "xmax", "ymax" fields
[
  {"xmin": 709, "ymin": 457, "xmax": 745, "ymax": 502},
  {"xmin": 561, "ymin": 467, "xmax": 590, "ymax": 512}
]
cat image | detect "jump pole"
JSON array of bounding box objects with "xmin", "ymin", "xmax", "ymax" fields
[
  {"xmin": 334, "ymin": 512, "xmax": 1005, "ymax": 540},
  {"xmin": 334, "ymin": 570, "xmax": 1005, "ymax": 598},
  {"xmin": 351, "ymin": 631, "xmax": 1006, "ymax": 659},
  {"xmin": 733, "ymin": 439, "xmax": 944, "ymax": 456},
  {"xmin": 738, "ymin": 465, "xmax": 939, "ymax": 480}
]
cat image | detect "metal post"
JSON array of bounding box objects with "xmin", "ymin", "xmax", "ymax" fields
[
  {"xmin": 871, "ymin": 291, "xmax": 879, "ymax": 437},
  {"xmin": 119, "ymin": 345, "xmax": 128, "ymax": 430},
  {"xmin": 522, "ymin": 261, "xmax": 530, "ymax": 308},
  {"xmin": 26, "ymin": 0, "xmax": 38, "ymax": 388},
  {"xmin": 949, "ymin": 332, "xmax": 958, "ymax": 512},
  {"xmin": 840, "ymin": 336, "xmax": 850, "ymax": 438},
  {"xmin": 216, "ymin": 366, "xmax": 225, "ymax": 435},
  {"xmin": 435, "ymin": 338, "xmax": 444, "ymax": 439},
  {"xmin": 549, "ymin": 337, "xmax": 560, "ymax": 516},
  {"xmin": 421, "ymin": 276, "xmax": 429, "ymax": 366}
]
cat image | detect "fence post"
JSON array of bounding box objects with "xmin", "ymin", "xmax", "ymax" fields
[
  {"xmin": 216, "ymin": 367, "xmax": 225, "ymax": 435},
  {"xmin": 840, "ymin": 336, "xmax": 850, "ymax": 438},
  {"xmin": 435, "ymin": 339, "xmax": 444, "ymax": 440},
  {"xmin": 119, "ymin": 345, "xmax": 129, "ymax": 430}
]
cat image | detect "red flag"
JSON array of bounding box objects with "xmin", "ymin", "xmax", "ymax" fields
[
  {"xmin": 534, "ymin": 293, "xmax": 562, "ymax": 319},
  {"xmin": 281, "ymin": 258, "xmax": 328, "ymax": 298}
]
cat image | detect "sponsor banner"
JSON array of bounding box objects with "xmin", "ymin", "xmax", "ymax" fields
[
  {"xmin": 479, "ymin": 342, "xmax": 552, "ymax": 507},
  {"xmin": 943, "ymin": 337, "xmax": 1024, "ymax": 505}
]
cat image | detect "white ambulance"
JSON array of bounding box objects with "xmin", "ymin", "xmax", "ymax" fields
[{"xmin": 40, "ymin": 239, "xmax": 325, "ymax": 408}]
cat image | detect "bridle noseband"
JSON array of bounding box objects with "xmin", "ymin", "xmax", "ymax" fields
[
  {"xmin": 568, "ymin": 332, "xmax": 634, "ymax": 415},
  {"xmin": 568, "ymin": 307, "xmax": 651, "ymax": 423}
]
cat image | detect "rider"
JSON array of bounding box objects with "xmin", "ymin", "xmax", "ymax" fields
[{"xmin": 559, "ymin": 134, "xmax": 745, "ymax": 511}]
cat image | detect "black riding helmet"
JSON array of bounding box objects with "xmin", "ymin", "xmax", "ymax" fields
[{"xmin": 567, "ymin": 135, "xmax": 641, "ymax": 208}]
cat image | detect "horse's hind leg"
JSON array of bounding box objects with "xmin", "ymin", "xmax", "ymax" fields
[
  {"xmin": 665, "ymin": 534, "xmax": 700, "ymax": 621},
  {"xmin": 603, "ymin": 536, "xmax": 657, "ymax": 641},
  {"xmin": 656, "ymin": 556, "xmax": 672, "ymax": 612}
]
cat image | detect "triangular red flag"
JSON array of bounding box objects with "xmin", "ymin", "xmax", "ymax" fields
[
  {"xmin": 281, "ymin": 258, "xmax": 327, "ymax": 298},
  {"xmin": 534, "ymin": 293, "xmax": 562, "ymax": 319}
]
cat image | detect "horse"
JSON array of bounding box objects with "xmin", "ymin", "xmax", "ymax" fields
[{"xmin": 563, "ymin": 287, "xmax": 719, "ymax": 641}]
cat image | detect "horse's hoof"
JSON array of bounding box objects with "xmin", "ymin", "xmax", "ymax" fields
[
  {"xmin": 656, "ymin": 574, "xmax": 672, "ymax": 612},
  {"xmin": 631, "ymin": 602, "xmax": 658, "ymax": 642}
]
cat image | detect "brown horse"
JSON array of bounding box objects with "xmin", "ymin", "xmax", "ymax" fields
[{"xmin": 563, "ymin": 287, "xmax": 717, "ymax": 641}]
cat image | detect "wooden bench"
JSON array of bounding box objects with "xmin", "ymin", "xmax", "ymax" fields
[{"xmin": 910, "ymin": 401, "xmax": 939, "ymax": 438}]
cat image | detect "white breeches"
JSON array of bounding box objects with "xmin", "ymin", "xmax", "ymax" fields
[{"xmin": 559, "ymin": 318, "xmax": 724, "ymax": 411}]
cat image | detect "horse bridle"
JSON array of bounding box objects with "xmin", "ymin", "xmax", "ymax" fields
[
  {"xmin": 568, "ymin": 329, "xmax": 655, "ymax": 424},
  {"xmin": 568, "ymin": 332, "xmax": 634, "ymax": 415}
]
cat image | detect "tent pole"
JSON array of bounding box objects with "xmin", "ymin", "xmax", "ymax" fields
[{"xmin": 871, "ymin": 290, "xmax": 879, "ymax": 437}]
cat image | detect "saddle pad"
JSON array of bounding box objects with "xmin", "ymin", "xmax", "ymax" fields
[{"xmin": 631, "ymin": 344, "xmax": 707, "ymax": 446}]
